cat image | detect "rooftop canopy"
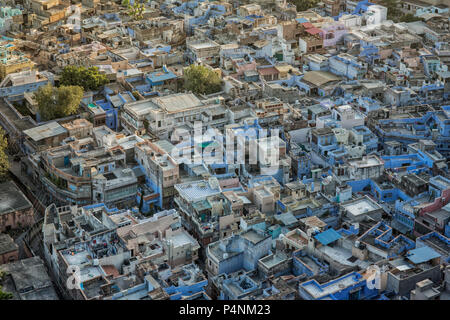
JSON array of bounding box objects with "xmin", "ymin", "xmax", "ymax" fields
[
  {"xmin": 406, "ymin": 246, "xmax": 441, "ymax": 264},
  {"xmin": 314, "ymin": 228, "xmax": 342, "ymax": 246}
]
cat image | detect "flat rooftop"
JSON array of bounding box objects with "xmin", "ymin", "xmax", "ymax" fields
[
  {"xmin": 0, "ymin": 233, "xmax": 18, "ymax": 255},
  {"xmin": 259, "ymin": 252, "xmax": 290, "ymax": 269},
  {"xmin": 168, "ymin": 231, "xmax": 198, "ymax": 248},
  {"xmin": 124, "ymin": 99, "xmax": 159, "ymax": 116},
  {"xmin": 0, "ymin": 256, "xmax": 59, "ymax": 300},
  {"xmin": 152, "ymin": 93, "xmax": 203, "ymax": 113},
  {"xmin": 175, "ymin": 180, "xmax": 221, "ymax": 201},
  {"xmin": 241, "ymin": 229, "xmax": 269, "ymax": 245},
  {"xmin": 188, "ymin": 41, "xmax": 219, "ymax": 50},
  {"xmin": 300, "ymin": 272, "xmax": 362, "ymax": 299},
  {"xmin": 348, "ymin": 156, "xmax": 383, "ymax": 168},
  {"xmin": 0, "ymin": 181, "xmax": 33, "ymax": 215},
  {"xmin": 341, "ymin": 197, "xmax": 381, "ymax": 216}
]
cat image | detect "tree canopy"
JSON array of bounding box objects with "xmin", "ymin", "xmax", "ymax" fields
[
  {"xmin": 0, "ymin": 286, "xmax": 13, "ymax": 300},
  {"xmin": 128, "ymin": 2, "xmax": 145, "ymax": 20},
  {"xmin": 380, "ymin": 0, "xmax": 402, "ymax": 21},
  {"xmin": 0, "ymin": 128, "xmax": 9, "ymax": 182},
  {"xmin": 399, "ymin": 13, "xmax": 424, "ymax": 23},
  {"xmin": 289, "ymin": 0, "xmax": 319, "ymax": 12},
  {"xmin": 183, "ymin": 64, "xmax": 222, "ymax": 95},
  {"xmin": 35, "ymin": 84, "xmax": 84, "ymax": 121},
  {"xmin": 60, "ymin": 66, "xmax": 108, "ymax": 91}
]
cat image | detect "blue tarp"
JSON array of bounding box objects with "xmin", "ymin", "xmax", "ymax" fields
[
  {"xmin": 407, "ymin": 246, "xmax": 441, "ymax": 264},
  {"xmin": 314, "ymin": 228, "xmax": 342, "ymax": 246},
  {"xmin": 296, "ymin": 18, "xmax": 309, "ymax": 23}
]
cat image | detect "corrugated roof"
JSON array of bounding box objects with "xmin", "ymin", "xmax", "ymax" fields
[
  {"xmin": 301, "ymin": 22, "xmax": 314, "ymax": 29},
  {"xmin": 23, "ymin": 121, "xmax": 67, "ymax": 142},
  {"xmin": 314, "ymin": 228, "xmax": 342, "ymax": 246},
  {"xmin": 306, "ymin": 27, "xmax": 322, "ymax": 35},
  {"xmin": 302, "ymin": 71, "xmax": 341, "ymax": 87},
  {"xmin": 407, "ymin": 246, "xmax": 441, "ymax": 264}
]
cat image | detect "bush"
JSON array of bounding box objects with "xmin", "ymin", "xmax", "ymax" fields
[
  {"xmin": 289, "ymin": 0, "xmax": 319, "ymax": 12},
  {"xmin": 183, "ymin": 65, "xmax": 222, "ymax": 95}
]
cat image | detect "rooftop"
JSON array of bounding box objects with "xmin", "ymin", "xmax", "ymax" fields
[
  {"xmin": 0, "ymin": 233, "xmax": 18, "ymax": 255},
  {"xmin": 0, "ymin": 256, "xmax": 59, "ymax": 300},
  {"xmin": 23, "ymin": 121, "xmax": 67, "ymax": 142},
  {"xmin": 152, "ymin": 93, "xmax": 203, "ymax": 113},
  {"xmin": 341, "ymin": 197, "xmax": 382, "ymax": 216},
  {"xmin": 0, "ymin": 181, "xmax": 33, "ymax": 215}
]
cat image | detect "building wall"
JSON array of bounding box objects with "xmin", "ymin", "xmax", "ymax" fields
[
  {"xmin": 0, "ymin": 207, "xmax": 34, "ymax": 232},
  {"xmin": 386, "ymin": 264, "xmax": 441, "ymax": 296},
  {"xmin": 0, "ymin": 248, "xmax": 19, "ymax": 265}
]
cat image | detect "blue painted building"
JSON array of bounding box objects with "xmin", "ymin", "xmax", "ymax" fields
[
  {"xmin": 329, "ymin": 53, "xmax": 367, "ymax": 79},
  {"xmin": 299, "ymin": 271, "xmax": 379, "ymax": 300},
  {"xmin": 219, "ymin": 274, "xmax": 260, "ymax": 300},
  {"xmin": 206, "ymin": 229, "xmax": 272, "ymax": 275}
]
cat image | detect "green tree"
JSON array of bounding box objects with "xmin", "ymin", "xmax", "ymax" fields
[
  {"xmin": 399, "ymin": 13, "xmax": 423, "ymax": 23},
  {"xmin": 132, "ymin": 90, "xmax": 140, "ymax": 100},
  {"xmin": 121, "ymin": 0, "xmax": 130, "ymax": 6},
  {"xmin": 60, "ymin": 66, "xmax": 108, "ymax": 91},
  {"xmin": 143, "ymin": 118, "xmax": 149, "ymax": 132},
  {"xmin": 128, "ymin": 2, "xmax": 145, "ymax": 20},
  {"xmin": 183, "ymin": 64, "xmax": 222, "ymax": 95},
  {"xmin": 0, "ymin": 285, "xmax": 12, "ymax": 300},
  {"xmin": 35, "ymin": 84, "xmax": 84, "ymax": 121},
  {"xmin": 380, "ymin": 0, "xmax": 402, "ymax": 21},
  {"xmin": 289, "ymin": 0, "xmax": 319, "ymax": 12},
  {"xmin": 0, "ymin": 128, "xmax": 9, "ymax": 182}
]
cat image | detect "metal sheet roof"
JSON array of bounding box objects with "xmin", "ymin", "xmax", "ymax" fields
[
  {"xmin": 275, "ymin": 212, "xmax": 298, "ymax": 226},
  {"xmin": 23, "ymin": 121, "xmax": 67, "ymax": 142},
  {"xmin": 407, "ymin": 246, "xmax": 441, "ymax": 264},
  {"xmin": 314, "ymin": 228, "xmax": 342, "ymax": 246},
  {"xmin": 302, "ymin": 71, "xmax": 341, "ymax": 87}
]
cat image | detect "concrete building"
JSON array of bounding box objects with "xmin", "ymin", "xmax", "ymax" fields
[
  {"xmin": 0, "ymin": 181, "xmax": 34, "ymax": 233},
  {"xmin": 23, "ymin": 121, "xmax": 68, "ymax": 153},
  {"xmin": 186, "ymin": 39, "xmax": 221, "ymax": 66},
  {"xmin": 410, "ymin": 279, "xmax": 441, "ymax": 300},
  {"xmin": 340, "ymin": 196, "xmax": 384, "ymax": 222},
  {"xmin": 135, "ymin": 140, "xmax": 179, "ymax": 209},
  {"xmin": 121, "ymin": 93, "xmax": 228, "ymax": 139},
  {"xmin": 299, "ymin": 271, "xmax": 379, "ymax": 300},
  {"xmin": 0, "ymin": 39, "xmax": 35, "ymax": 80},
  {"xmin": 0, "ymin": 256, "xmax": 59, "ymax": 300},
  {"xmin": 0, "ymin": 233, "xmax": 19, "ymax": 265},
  {"xmin": 206, "ymin": 229, "xmax": 272, "ymax": 276}
]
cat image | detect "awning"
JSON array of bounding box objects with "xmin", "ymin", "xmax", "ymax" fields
[{"xmin": 407, "ymin": 246, "xmax": 441, "ymax": 264}]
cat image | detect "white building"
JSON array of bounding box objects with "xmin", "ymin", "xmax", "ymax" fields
[{"xmin": 364, "ymin": 5, "xmax": 387, "ymax": 25}]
